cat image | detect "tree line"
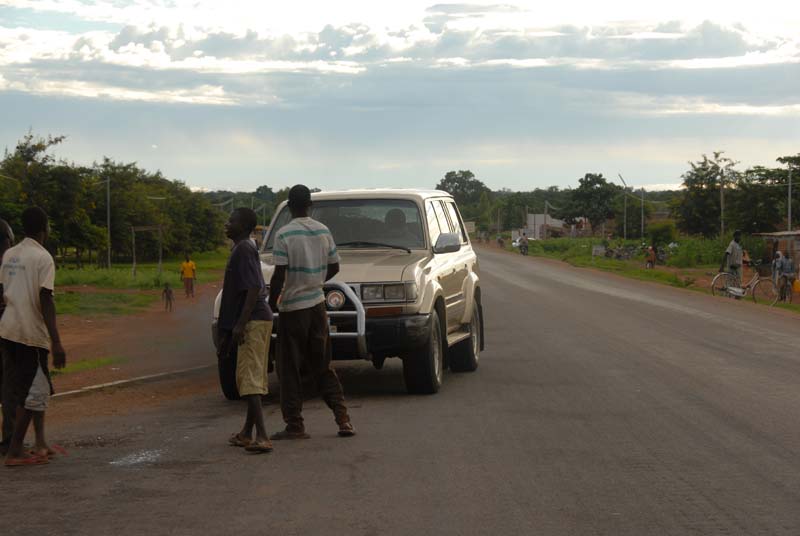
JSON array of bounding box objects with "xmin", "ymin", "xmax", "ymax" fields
[
  {"xmin": 0, "ymin": 133, "xmax": 226, "ymax": 265},
  {"xmin": 436, "ymin": 151, "xmax": 799, "ymax": 240}
]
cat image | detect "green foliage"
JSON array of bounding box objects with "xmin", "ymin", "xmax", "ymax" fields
[
  {"xmin": 0, "ymin": 133, "xmax": 226, "ymax": 264},
  {"xmin": 647, "ymin": 221, "xmax": 676, "ymax": 247},
  {"xmin": 435, "ymin": 170, "xmax": 490, "ymax": 209},
  {"xmin": 50, "ymin": 357, "xmax": 122, "ymax": 376},
  {"xmin": 56, "ymin": 292, "xmax": 157, "ymax": 316},
  {"xmin": 664, "ymin": 234, "xmax": 766, "ymax": 268},
  {"xmin": 55, "ymin": 248, "xmax": 228, "ymax": 289},
  {"xmin": 558, "ymin": 173, "xmax": 618, "ymax": 232}
]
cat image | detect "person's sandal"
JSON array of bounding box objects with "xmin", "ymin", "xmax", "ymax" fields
[
  {"xmin": 338, "ymin": 422, "xmax": 356, "ymax": 437},
  {"xmin": 228, "ymin": 433, "xmax": 252, "ymax": 447},
  {"xmin": 270, "ymin": 429, "xmax": 310, "ymax": 440},
  {"xmin": 244, "ymin": 439, "xmax": 274, "ymax": 454}
]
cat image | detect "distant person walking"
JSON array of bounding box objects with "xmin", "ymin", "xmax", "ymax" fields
[
  {"xmin": 720, "ymin": 230, "xmax": 744, "ymax": 284},
  {"xmin": 268, "ymin": 185, "xmax": 355, "ymax": 440},
  {"xmin": 218, "ymin": 208, "xmax": 274, "ymax": 454},
  {"xmin": 1, "ymin": 207, "xmax": 67, "ymax": 467},
  {"xmin": 0, "ymin": 218, "xmax": 15, "ymax": 455},
  {"xmin": 180, "ymin": 253, "xmax": 196, "ymax": 298},
  {"xmin": 162, "ymin": 282, "xmax": 175, "ymax": 312}
]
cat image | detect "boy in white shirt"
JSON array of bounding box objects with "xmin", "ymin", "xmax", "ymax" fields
[{"xmin": 1, "ymin": 207, "xmax": 67, "ymax": 467}]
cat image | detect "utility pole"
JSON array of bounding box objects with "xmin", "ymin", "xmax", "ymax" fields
[
  {"xmin": 617, "ymin": 174, "xmax": 628, "ymax": 240},
  {"xmin": 641, "ymin": 187, "xmax": 645, "ymax": 239},
  {"xmin": 544, "ymin": 201, "xmax": 548, "ymax": 240},
  {"xmin": 106, "ymin": 177, "xmax": 111, "ymax": 268},
  {"xmin": 720, "ymin": 168, "xmax": 725, "ymax": 238},
  {"xmin": 789, "ymin": 166, "xmax": 793, "ymax": 231}
]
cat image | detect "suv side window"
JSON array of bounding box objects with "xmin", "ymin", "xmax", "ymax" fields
[
  {"xmin": 432, "ymin": 200, "xmax": 452, "ymax": 236},
  {"xmin": 444, "ymin": 201, "xmax": 468, "ymax": 243},
  {"xmin": 426, "ymin": 201, "xmax": 442, "ymax": 247}
]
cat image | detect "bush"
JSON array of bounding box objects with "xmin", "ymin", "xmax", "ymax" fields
[{"xmin": 647, "ymin": 221, "xmax": 677, "ymax": 247}]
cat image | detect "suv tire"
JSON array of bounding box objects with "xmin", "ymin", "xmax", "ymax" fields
[
  {"xmin": 218, "ymin": 349, "xmax": 241, "ymax": 400},
  {"xmin": 403, "ymin": 310, "xmax": 444, "ymax": 394},
  {"xmin": 449, "ymin": 304, "xmax": 481, "ymax": 372}
]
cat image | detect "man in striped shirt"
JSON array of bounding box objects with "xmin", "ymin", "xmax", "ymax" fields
[{"xmin": 268, "ymin": 185, "xmax": 355, "ymax": 439}]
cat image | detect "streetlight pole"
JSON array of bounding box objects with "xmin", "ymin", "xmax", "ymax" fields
[
  {"xmin": 720, "ymin": 167, "xmax": 725, "ymax": 238},
  {"xmin": 641, "ymin": 187, "xmax": 645, "ymax": 239},
  {"xmin": 106, "ymin": 177, "xmax": 111, "ymax": 268},
  {"xmin": 788, "ymin": 165, "xmax": 793, "ymax": 231},
  {"xmin": 617, "ymin": 174, "xmax": 628, "ymax": 240}
]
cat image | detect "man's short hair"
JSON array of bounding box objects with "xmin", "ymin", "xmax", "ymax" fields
[
  {"xmin": 22, "ymin": 206, "xmax": 48, "ymax": 236},
  {"xmin": 232, "ymin": 207, "xmax": 258, "ymax": 234},
  {"xmin": 288, "ymin": 184, "xmax": 312, "ymax": 209}
]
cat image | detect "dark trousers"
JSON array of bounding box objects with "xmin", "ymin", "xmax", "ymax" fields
[
  {"xmin": 277, "ymin": 302, "xmax": 349, "ymax": 431},
  {"xmin": 1, "ymin": 339, "xmax": 16, "ymax": 445}
]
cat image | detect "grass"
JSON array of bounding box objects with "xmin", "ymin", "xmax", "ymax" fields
[
  {"xmin": 56, "ymin": 247, "xmax": 229, "ymax": 290},
  {"xmin": 57, "ymin": 291, "xmax": 158, "ymax": 316},
  {"xmin": 50, "ymin": 357, "xmax": 122, "ymax": 377}
]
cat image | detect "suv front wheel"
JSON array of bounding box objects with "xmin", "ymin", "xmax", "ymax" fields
[{"xmin": 403, "ymin": 310, "xmax": 444, "ymax": 394}]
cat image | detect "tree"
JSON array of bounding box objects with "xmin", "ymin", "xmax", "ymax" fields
[
  {"xmin": 558, "ymin": 173, "xmax": 617, "ymax": 234},
  {"xmin": 726, "ymin": 166, "xmax": 785, "ymax": 233},
  {"xmin": 672, "ymin": 152, "xmax": 737, "ymax": 237},
  {"xmin": 435, "ymin": 170, "xmax": 490, "ymax": 207}
]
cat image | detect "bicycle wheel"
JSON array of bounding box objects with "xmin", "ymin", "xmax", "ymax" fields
[
  {"xmin": 711, "ymin": 272, "xmax": 737, "ymax": 298},
  {"xmin": 752, "ymin": 278, "xmax": 779, "ymax": 305},
  {"xmin": 778, "ymin": 276, "xmax": 793, "ymax": 304}
]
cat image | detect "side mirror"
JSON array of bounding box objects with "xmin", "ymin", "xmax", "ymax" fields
[{"xmin": 433, "ymin": 233, "xmax": 461, "ymax": 254}]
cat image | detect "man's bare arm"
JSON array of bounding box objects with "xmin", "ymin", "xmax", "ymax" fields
[
  {"xmin": 326, "ymin": 262, "xmax": 340, "ymax": 282},
  {"xmin": 40, "ymin": 288, "xmax": 66, "ymax": 369},
  {"xmin": 268, "ymin": 265, "xmax": 287, "ymax": 311}
]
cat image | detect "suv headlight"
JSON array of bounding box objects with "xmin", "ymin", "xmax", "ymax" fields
[
  {"xmin": 362, "ymin": 285, "xmax": 384, "ymax": 302},
  {"xmin": 360, "ymin": 282, "xmax": 418, "ymax": 302},
  {"xmin": 383, "ymin": 284, "xmax": 405, "ymax": 301}
]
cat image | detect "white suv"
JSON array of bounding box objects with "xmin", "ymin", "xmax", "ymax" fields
[{"xmin": 213, "ymin": 189, "xmax": 484, "ymax": 396}]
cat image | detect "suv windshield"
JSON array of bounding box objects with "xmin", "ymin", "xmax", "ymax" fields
[{"xmin": 264, "ymin": 199, "xmax": 426, "ymax": 252}]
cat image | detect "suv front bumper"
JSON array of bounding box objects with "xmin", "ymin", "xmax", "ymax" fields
[{"xmin": 363, "ymin": 314, "xmax": 431, "ymax": 356}]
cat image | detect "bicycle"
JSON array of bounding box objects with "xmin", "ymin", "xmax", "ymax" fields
[{"xmin": 710, "ymin": 261, "xmax": 779, "ymax": 305}]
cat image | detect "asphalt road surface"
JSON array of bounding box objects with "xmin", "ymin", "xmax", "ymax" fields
[{"xmin": 5, "ymin": 247, "xmax": 800, "ymax": 536}]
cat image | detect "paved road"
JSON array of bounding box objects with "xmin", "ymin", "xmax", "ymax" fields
[{"xmin": 6, "ymin": 247, "xmax": 800, "ymax": 535}]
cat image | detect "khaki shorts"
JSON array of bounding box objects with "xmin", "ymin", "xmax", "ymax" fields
[{"xmin": 236, "ymin": 320, "xmax": 272, "ymax": 396}]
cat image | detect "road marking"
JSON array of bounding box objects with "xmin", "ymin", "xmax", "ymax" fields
[{"xmin": 53, "ymin": 364, "xmax": 215, "ymax": 399}]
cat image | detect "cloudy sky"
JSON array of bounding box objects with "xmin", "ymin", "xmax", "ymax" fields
[{"xmin": 1, "ymin": 1, "xmax": 799, "ymax": 192}]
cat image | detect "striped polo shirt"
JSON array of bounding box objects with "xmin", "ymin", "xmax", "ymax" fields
[{"xmin": 273, "ymin": 217, "xmax": 340, "ymax": 312}]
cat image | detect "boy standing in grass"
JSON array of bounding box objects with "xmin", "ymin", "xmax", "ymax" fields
[
  {"xmin": 1, "ymin": 207, "xmax": 67, "ymax": 467},
  {"xmin": 181, "ymin": 253, "xmax": 196, "ymax": 298},
  {"xmin": 218, "ymin": 208, "xmax": 274, "ymax": 454},
  {"xmin": 0, "ymin": 218, "xmax": 15, "ymax": 455}
]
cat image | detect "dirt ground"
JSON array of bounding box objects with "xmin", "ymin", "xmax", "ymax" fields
[{"xmin": 53, "ymin": 279, "xmax": 222, "ymax": 393}]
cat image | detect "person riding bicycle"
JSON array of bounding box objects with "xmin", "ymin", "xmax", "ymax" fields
[{"xmin": 720, "ymin": 230, "xmax": 744, "ymax": 284}]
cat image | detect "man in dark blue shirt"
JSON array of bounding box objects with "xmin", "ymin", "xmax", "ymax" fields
[{"xmin": 218, "ymin": 208, "xmax": 274, "ymax": 454}]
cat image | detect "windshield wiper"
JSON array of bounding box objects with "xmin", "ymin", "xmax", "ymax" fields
[{"xmin": 337, "ymin": 241, "xmax": 412, "ymax": 254}]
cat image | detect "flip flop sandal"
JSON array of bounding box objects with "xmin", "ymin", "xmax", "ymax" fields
[
  {"xmin": 228, "ymin": 434, "xmax": 252, "ymax": 448},
  {"xmin": 5, "ymin": 455, "xmax": 50, "ymax": 467},
  {"xmin": 244, "ymin": 440, "xmax": 274, "ymax": 454},
  {"xmin": 49, "ymin": 444, "xmax": 68, "ymax": 457}
]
